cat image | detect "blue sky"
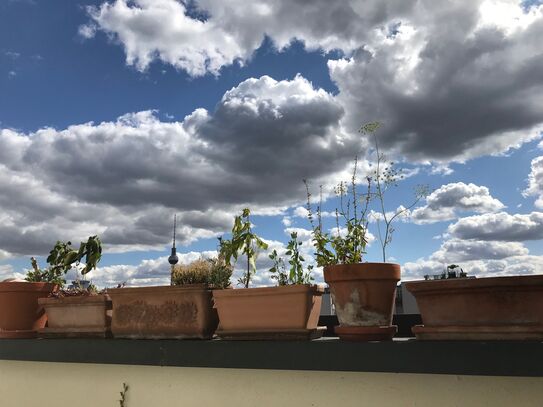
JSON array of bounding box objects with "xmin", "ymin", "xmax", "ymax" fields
[{"xmin": 1, "ymin": 0, "xmax": 543, "ymax": 286}]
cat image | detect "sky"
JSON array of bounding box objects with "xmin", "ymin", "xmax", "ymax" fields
[{"xmin": 1, "ymin": 0, "xmax": 543, "ymax": 287}]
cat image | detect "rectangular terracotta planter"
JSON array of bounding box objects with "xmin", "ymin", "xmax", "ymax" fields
[
  {"xmin": 108, "ymin": 285, "xmax": 218, "ymax": 339},
  {"xmin": 213, "ymin": 284, "xmax": 325, "ymax": 340},
  {"xmin": 405, "ymin": 275, "xmax": 543, "ymax": 340},
  {"xmin": 38, "ymin": 294, "xmax": 111, "ymax": 338}
]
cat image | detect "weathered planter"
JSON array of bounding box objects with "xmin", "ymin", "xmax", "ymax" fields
[
  {"xmin": 0, "ymin": 282, "xmax": 56, "ymax": 339},
  {"xmin": 324, "ymin": 263, "xmax": 400, "ymax": 341},
  {"xmin": 213, "ymin": 285, "xmax": 324, "ymax": 340},
  {"xmin": 405, "ymin": 275, "xmax": 543, "ymax": 340},
  {"xmin": 108, "ymin": 285, "xmax": 218, "ymax": 339},
  {"xmin": 38, "ymin": 294, "xmax": 112, "ymax": 338}
]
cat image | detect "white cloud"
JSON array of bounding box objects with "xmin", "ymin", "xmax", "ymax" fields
[
  {"xmin": 412, "ymin": 182, "xmax": 505, "ymax": 224},
  {"xmin": 84, "ymin": 0, "xmax": 543, "ymax": 163},
  {"xmin": 328, "ymin": 1, "xmax": 543, "ymax": 162},
  {"xmin": 292, "ymin": 206, "xmax": 335, "ymax": 220},
  {"xmin": 523, "ymin": 156, "xmax": 543, "ymax": 208},
  {"xmin": 0, "ymin": 75, "xmax": 359, "ymax": 259},
  {"xmin": 293, "ymin": 207, "xmax": 309, "ymax": 218},
  {"xmin": 83, "ymin": 0, "xmax": 410, "ymax": 76},
  {"xmin": 78, "ymin": 23, "xmax": 97, "ymax": 39},
  {"xmin": 4, "ymin": 51, "xmax": 20, "ymax": 59},
  {"xmin": 476, "ymin": 0, "xmax": 543, "ymax": 35},
  {"xmin": 83, "ymin": 0, "xmax": 253, "ymax": 76},
  {"xmin": 431, "ymin": 238, "xmax": 528, "ymax": 263},
  {"xmin": 448, "ymin": 211, "xmax": 543, "ymax": 241},
  {"xmin": 368, "ymin": 206, "xmax": 411, "ymax": 224},
  {"xmin": 0, "ymin": 265, "xmax": 16, "ymax": 281}
]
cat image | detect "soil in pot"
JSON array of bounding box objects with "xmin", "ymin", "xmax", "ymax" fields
[
  {"xmin": 213, "ymin": 284, "xmax": 324, "ymax": 340},
  {"xmin": 108, "ymin": 285, "xmax": 218, "ymax": 339},
  {"xmin": 324, "ymin": 263, "xmax": 401, "ymax": 341},
  {"xmin": 406, "ymin": 275, "xmax": 543, "ymax": 340},
  {"xmin": 0, "ymin": 282, "xmax": 56, "ymax": 339},
  {"xmin": 38, "ymin": 294, "xmax": 112, "ymax": 338}
]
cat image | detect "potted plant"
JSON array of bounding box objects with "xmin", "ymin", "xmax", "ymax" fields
[
  {"xmin": 305, "ymin": 123, "xmax": 427, "ymax": 341},
  {"xmin": 36, "ymin": 236, "xmax": 112, "ymax": 338},
  {"xmin": 108, "ymin": 256, "xmax": 231, "ymax": 339},
  {"xmin": 0, "ymin": 240, "xmax": 80, "ymax": 338},
  {"xmin": 406, "ymin": 265, "xmax": 543, "ymax": 340},
  {"xmin": 213, "ymin": 209, "xmax": 324, "ymax": 340}
]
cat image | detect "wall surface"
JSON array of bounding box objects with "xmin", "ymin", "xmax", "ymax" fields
[{"xmin": 1, "ymin": 360, "xmax": 542, "ymax": 407}]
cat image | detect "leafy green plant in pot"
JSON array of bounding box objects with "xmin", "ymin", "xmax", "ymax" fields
[
  {"xmin": 35, "ymin": 236, "xmax": 113, "ymax": 338},
  {"xmin": 213, "ymin": 209, "xmax": 325, "ymax": 340},
  {"xmin": 0, "ymin": 236, "xmax": 102, "ymax": 339},
  {"xmin": 305, "ymin": 122, "xmax": 428, "ymax": 341}
]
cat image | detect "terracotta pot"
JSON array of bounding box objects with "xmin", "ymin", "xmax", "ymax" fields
[
  {"xmin": 108, "ymin": 285, "xmax": 218, "ymax": 339},
  {"xmin": 38, "ymin": 294, "xmax": 112, "ymax": 338},
  {"xmin": 405, "ymin": 275, "xmax": 543, "ymax": 340},
  {"xmin": 213, "ymin": 284, "xmax": 324, "ymax": 340},
  {"xmin": 0, "ymin": 282, "xmax": 56, "ymax": 339},
  {"xmin": 324, "ymin": 263, "xmax": 401, "ymax": 341}
]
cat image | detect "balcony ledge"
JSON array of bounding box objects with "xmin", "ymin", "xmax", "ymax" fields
[{"xmin": 0, "ymin": 338, "xmax": 542, "ymax": 377}]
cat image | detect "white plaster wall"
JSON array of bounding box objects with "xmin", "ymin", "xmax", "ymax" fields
[{"xmin": 0, "ymin": 360, "xmax": 542, "ymax": 407}]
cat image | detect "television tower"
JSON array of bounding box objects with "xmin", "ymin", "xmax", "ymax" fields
[{"xmin": 168, "ymin": 214, "xmax": 179, "ymax": 285}]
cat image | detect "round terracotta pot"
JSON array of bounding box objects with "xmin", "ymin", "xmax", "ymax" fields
[
  {"xmin": 324, "ymin": 263, "xmax": 401, "ymax": 341},
  {"xmin": 0, "ymin": 282, "xmax": 56, "ymax": 339}
]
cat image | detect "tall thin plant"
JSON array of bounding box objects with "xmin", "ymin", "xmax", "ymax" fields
[
  {"xmin": 219, "ymin": 208, "xmax": 268, "ymax": 288},
  {"xmin": 305, "ymin": 122, "xmax": 429, "ymax": 265},
  {"xmin": 304, "ymin": 156, "xmax": 372, "ymax": 267},
  {"xmin": 362, "ymin": 123, "xmax": 429, "ymax": 261}
]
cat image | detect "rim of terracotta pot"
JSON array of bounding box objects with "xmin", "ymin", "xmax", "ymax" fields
[
  {"xmin": 324, "ymin": 262, "xmax": 401, "ymax": 282},
  {"xmin": 405, "ymin": 274, "xmax": 543, "ymax": 294},
  {"xmin": 39, "ymin": 294, "xmax": 111, "ymax": 305},
  {"xmin": 107, "ymin": 284, "xmax": 210, "ymax": 295},
  {"xmin": 213, "ymin": 284, "xmax": 324, "ymax": 298},
  {"xmin": 0, "ymin": 281, "xmax": 56, "ymax": 293}
]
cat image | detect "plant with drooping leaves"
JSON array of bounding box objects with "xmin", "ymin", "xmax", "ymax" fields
[
  {"xmin": 25, "ymin": 236, "xmax": 103, "ymax": 288},
  {"xmin": 269, "ymin": 232, "xmax": 314, "ymax": 285},
  {"xmin": 219, "ymin": 208, "xmax": 268, "ymax": 288}
]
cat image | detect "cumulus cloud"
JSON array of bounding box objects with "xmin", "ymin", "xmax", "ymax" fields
[
  {"xmin": 0, "ymin": 75, "xmax": 360, "ymax": 259},
  {"xmin": 448, "ymin": 211, "xmax": 543, "ymax": 241},
  {"xmin": 430, "ymin": 238, "xmax": 528, "ymax": 263},
  {"xmin": 82, "ymin": 0, "xmax": 409, "ymax": 76},
  {"xmin": 523, "ymin": 156, "xmax": 543, "ymax": 208},
  {"xmin": 0, "ymin": 265, "xmax": 16, "ymax": 281},
  {"xmin": 329, "ymin": 1, "xmax": 543, "ymax": 162},
  {"xmin": 84, "ymin": 0, "xmax": 543, "ymax": 163},
  {"xmin": 411, "ymin": 182, "xmax": 505, "ymax": 223}
]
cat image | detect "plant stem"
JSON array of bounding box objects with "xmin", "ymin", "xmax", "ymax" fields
[{"xmin": 246, "ymin": 253, "xmax": 250, "ymax": 288}]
